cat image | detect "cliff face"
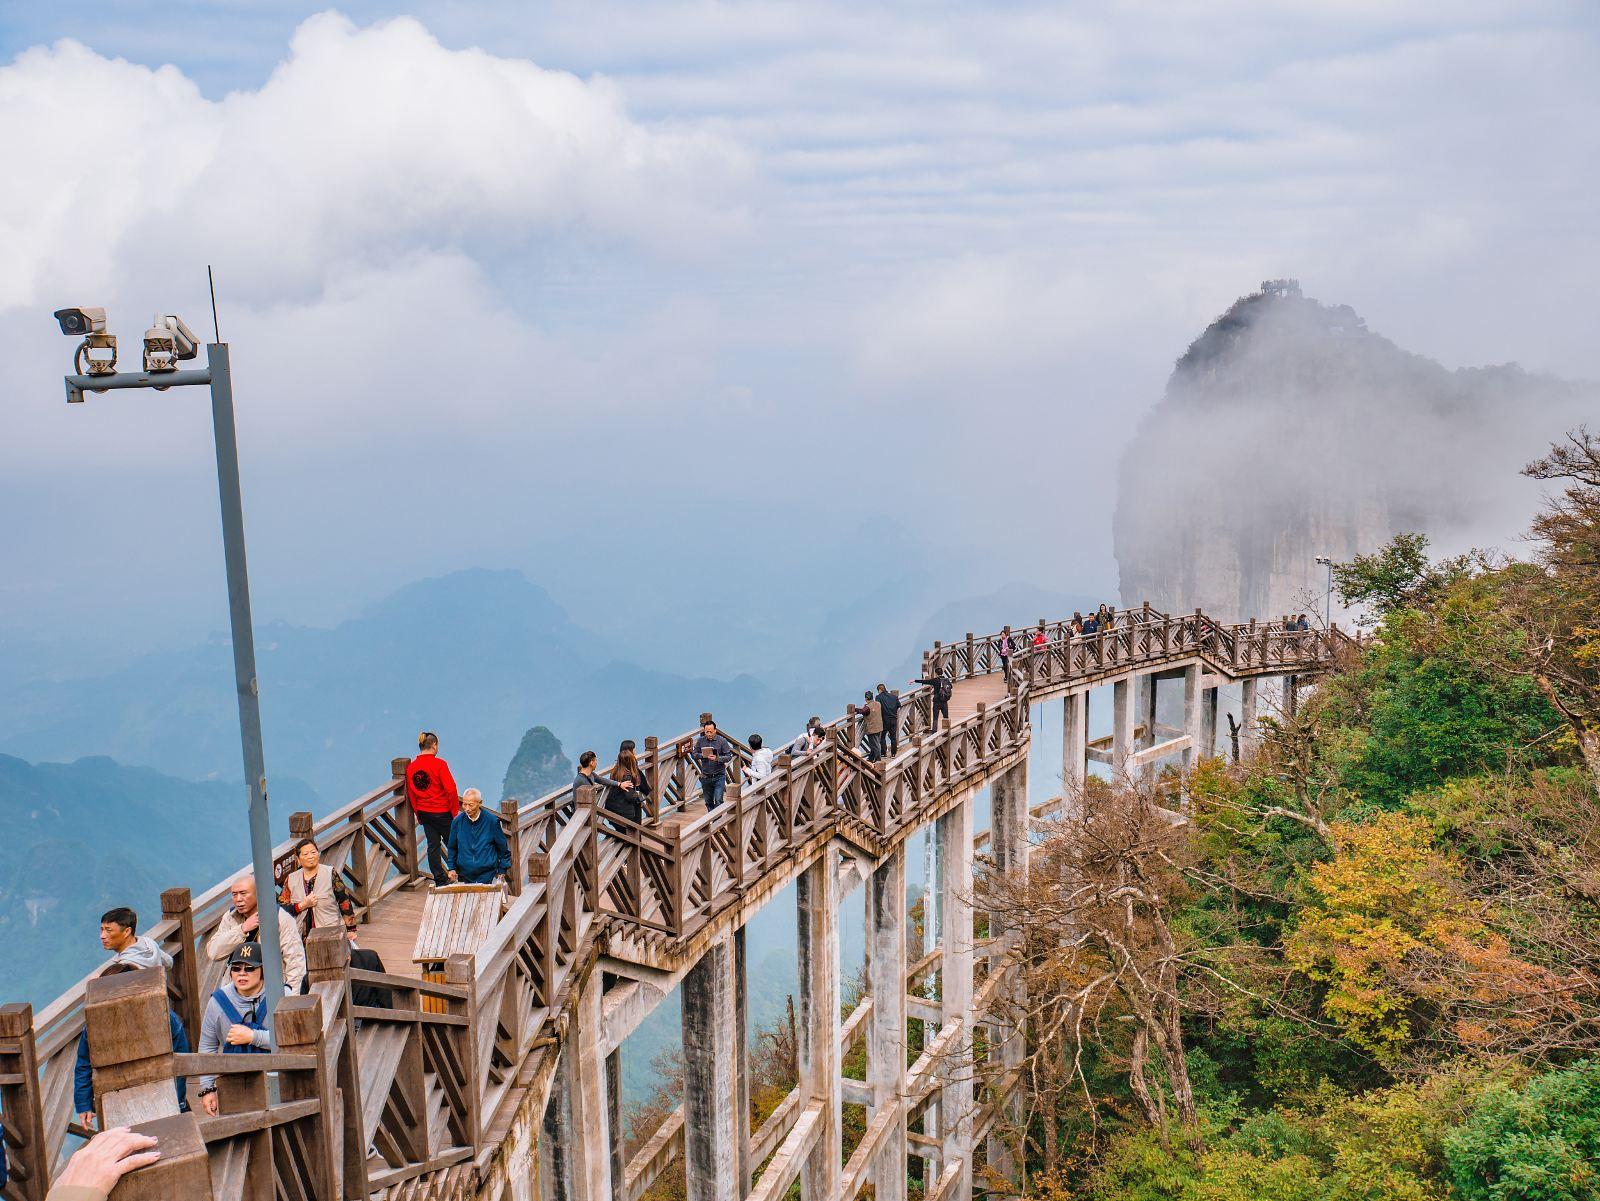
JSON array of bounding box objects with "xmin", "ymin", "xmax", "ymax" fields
[{"xmin": 1113, "ymin": 282, "xmax": 1589, "ymax": 622}]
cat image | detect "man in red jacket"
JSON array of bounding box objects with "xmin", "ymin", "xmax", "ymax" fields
[{"xmin": 405, "ymin": 731, "xmax": 460, "ymax": 886}]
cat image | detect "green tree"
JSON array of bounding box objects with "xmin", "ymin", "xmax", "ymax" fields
[
  {"xmin": 1317, "ymin": 574, "xmax": 1562, "ymax": 807},
  {"xmin": 1331, "ymin": 533, "xmax": 1482, "ymax": 627},
  {"xmin": 1445, "ymin": 1060, "xmax": 1600, "ymax": 1201}
]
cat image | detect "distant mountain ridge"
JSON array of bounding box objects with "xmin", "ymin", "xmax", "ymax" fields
[
  {"xmin": 0, "ymin": 568, "xmax": 833, "ymax": 805},
  {"xmin": 0, "ymin": 753, "xmax": 317, "ymax": 1006}
]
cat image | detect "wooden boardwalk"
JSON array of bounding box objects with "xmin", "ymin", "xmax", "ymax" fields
[
  {"xmin": 348, "ymin": 672, "xmax": 1011, "ymax": 976},
  {"xmin": 9, "ymin": 609, "xmax": 1346, "ymax": 1201},
  {"xmin": 356, "ymin": 882, "xmax": 430, "ymax": 980}
]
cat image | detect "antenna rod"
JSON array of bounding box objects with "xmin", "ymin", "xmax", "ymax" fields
[{"xmin": 207, "ymin": 265, "xmax": 221, "ymax": 343}]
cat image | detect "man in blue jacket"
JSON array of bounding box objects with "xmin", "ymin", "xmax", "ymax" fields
[
  {"xmin": 74, "ymin": 963, "xmax": 189, "ymax": 1130},
  {"xmin": 447, "ymin": 788, "xmax": 511, "ymax": 884}
]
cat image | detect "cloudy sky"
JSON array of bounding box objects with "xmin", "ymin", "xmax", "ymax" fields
[{"xmin": 3, "ymin": 2, "xmax": 1598, "ymax": 669}]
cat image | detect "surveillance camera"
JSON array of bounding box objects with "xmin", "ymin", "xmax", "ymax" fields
[
  {"xmin": 142, "ymin": 314, "xmax": 200, "ymax": 373},
  {"xmin": 53, "ymin": 307, "xmax": 107, "ymax": 337}
]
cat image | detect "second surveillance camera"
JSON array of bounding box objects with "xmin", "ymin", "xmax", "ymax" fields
[
  {"xmin": 142, "ymin": 314, "xmax": 200, "ymax": 373},
  {"xmin": 53, "ymin": 307, "xmax": 107, "ymax": 336}
]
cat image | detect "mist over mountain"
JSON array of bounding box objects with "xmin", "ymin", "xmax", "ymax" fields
[
  {"xmin": 0, "ymin": 568, "xmax": 834, "ymax": 806},
  {"xmin": 1113, "ymin": 281, "xmax": 1595, "ymax": 621}
]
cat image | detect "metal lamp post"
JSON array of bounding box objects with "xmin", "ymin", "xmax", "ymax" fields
[
  {"xmin": 1315, "ymin": 554, "xmax": 1333, "ymax": 629},
  {"xmin": 62, "ymin": 340, "xmax": 286, "ymax": 1008}
]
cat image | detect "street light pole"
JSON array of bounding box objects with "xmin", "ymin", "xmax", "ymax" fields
[
  {"xmin": 64, "ymin": 343, "xmax": 286, "ymax": 1008},
  {"xmin": 1315, "ymin": 555, "xmax": 1333, "ymax": 629}
]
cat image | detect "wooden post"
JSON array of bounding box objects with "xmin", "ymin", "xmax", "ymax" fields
[
  {"xmin": 392, "ymin": 757, "xmax": 418, "ymax": 880},
  {"xmin": 160, "ymin": 887, "xmax": 203, "ymax": 1046},
  {"xmin": 107, "ymin": 1113, "xmax": 213, "ymax": 1200},
  {"xmin": 502, "ymin": 797, "xmax": 526, "ymax": 897},
  {"xmin": 727, "ymin": 778, "xmax": 746, "ymax": 892},
  {"xmin": 645, "ymin": 736, "xmax": 663, "ymax": 822},
  {"xmin": 274, "ymin": 994, "xmax": 339, "ymax": 1201},
  {"xmin": 446, "ymin": 954, "xmax": 481, "ymax": 1149},
  {"xmin": 305, "ymin": 929, "xmax": 369, "ymax": 1200},
  {"xmin": 84, "ymin": 968, "xmax": 181, "ymax": 1128},
  {"xmin": 577, "ymin": 784, "xmax": 600, "ymax": 912},
  {"xmin": 0, "ymin": 1003, "xmax": 49, "ymax": 1201}
]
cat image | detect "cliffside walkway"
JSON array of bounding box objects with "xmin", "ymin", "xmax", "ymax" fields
[{"xmin": 0, "ymin": 605, "xmax": 1350, "ymax": 1201}]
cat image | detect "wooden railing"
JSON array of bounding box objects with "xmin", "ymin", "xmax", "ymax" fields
[{"xmin": 4, "ymin": 602, "xmax": 1343, "ymax": 1199}]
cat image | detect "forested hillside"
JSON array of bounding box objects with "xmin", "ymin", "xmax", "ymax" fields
[{"xmin": 991, "ymin": 429, "xmax": 1600, "ymax": 1199}]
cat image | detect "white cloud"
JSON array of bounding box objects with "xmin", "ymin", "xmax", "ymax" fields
[{"xmin": 0, "ymin": 12, "xmax": 749, "ymax": 310}]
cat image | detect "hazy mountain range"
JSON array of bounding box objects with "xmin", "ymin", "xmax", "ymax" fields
[{"xmin": 0, "ymin": 754, "xmax": 318, "ymax": 1005}]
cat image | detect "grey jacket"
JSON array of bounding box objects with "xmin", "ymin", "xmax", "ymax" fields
[
  {"xmin": 198, "ymin": 980, "xmax": 273, "ymax": 1090},
  {"xmin": 112, "ymin": 935, "xmax": 173, "ymax": 971}
]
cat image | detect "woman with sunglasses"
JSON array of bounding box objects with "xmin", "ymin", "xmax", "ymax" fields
[{"xmin": 196, "ymin": 942, "xmax": 273, "ymax": 1115}]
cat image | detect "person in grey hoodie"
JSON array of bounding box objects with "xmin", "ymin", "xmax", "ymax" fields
[
  {"xmin": 98, "ymin": 908, "xmax": 172, "ymax": 972},
  {"xmin": 196, "ymin": 942, "xmax": 273, "ymax": 1114}
]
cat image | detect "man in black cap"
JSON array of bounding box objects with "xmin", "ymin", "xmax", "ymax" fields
[{"xmin": 196, "ymin": 942, "xmax": 273, "ymax": 1114}]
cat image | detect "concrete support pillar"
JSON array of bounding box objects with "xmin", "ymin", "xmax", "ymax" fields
[
  {"xmin": 1181, "ymin": 664, "xmax": 1202, "ymax": 770},
  {"xmin": 987, "ymin": 763, "xmax": 1028, "ymax": 1190},
  {"xmin": 606, "ymin": 1051, "xmax": 624, "ymax": 1201},
  {"xmin": 1199, "ymin": 687, "xmax": 1219, "ymax": 764},
  {"xmin": 1062, "ymin": 690, "xmax": 1087, "ymax": 805},
  {"xmin": 868, "ymin": 848, "xmax": 908, "ymax": 1201},
  {"xmin": 797, "ymin": 850, "xmax": 842, "ymax": 1201},
  {"xmin": 575, "ymin": 971, "xmax": 612, "ymax": 1201},
  {"xmin": 939, "ymin": 795, "xmax": 975, "ymax": 1201},
  {"xmin": 682, "ymin": 929, "xmax": 749, "ymax": 1201},
  {"xmin": 541, "ymin": 972, "xmax": 610, "ymax": 1201},
  {"xmin": 1112, "ymin": 678, "xmax": 1135, "ymax": 776},
  {"xmin": 1240, "ymin": 678, "xmax": 1259, "ymax": 761},
  {"xmin": 1138, "ymin": 675, "xmax": 1157, "ymax": 752},
  {"xmin": 1284, "ymin": 674, "xmax": 1300, "ymax": 720}
]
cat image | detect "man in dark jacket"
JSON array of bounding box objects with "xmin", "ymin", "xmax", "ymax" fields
[
  {"xmin": 446, "ymin": 788, "xmax": 511, "ymax": 884},
  {"xmin": 690, "ymin": 715, "xmax": 735, "ymax": 809},
  {"xmin": 875, "ymin": 684, "xmax": 901, "ymax": 757},
  {"xmin": 913, "ymin": 672, "xmax": 954, "ymax": 729}
]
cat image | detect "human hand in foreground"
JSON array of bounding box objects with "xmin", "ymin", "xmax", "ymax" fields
[{"xmin": 56, "ymin": 1126, "xmax": 161, "ymax": 1192}]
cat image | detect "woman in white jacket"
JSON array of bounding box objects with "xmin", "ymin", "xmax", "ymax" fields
[{"xmin": 744, "ymin": 734, "xmax": 775, "ymax": 784}]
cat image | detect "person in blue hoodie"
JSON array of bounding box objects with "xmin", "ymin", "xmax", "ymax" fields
[
  {"xmin": 74, "ymin": 963, "xmax": 189, "ymax": 1131},
  {"xmin": 446, "ymin": 788, "xmax": 510, "ymax": 884}
]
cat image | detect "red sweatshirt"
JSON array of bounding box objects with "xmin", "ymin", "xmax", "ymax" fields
[{"xmin": 406, "ymin": 752, "xmax": 460, "ymax": 817}]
